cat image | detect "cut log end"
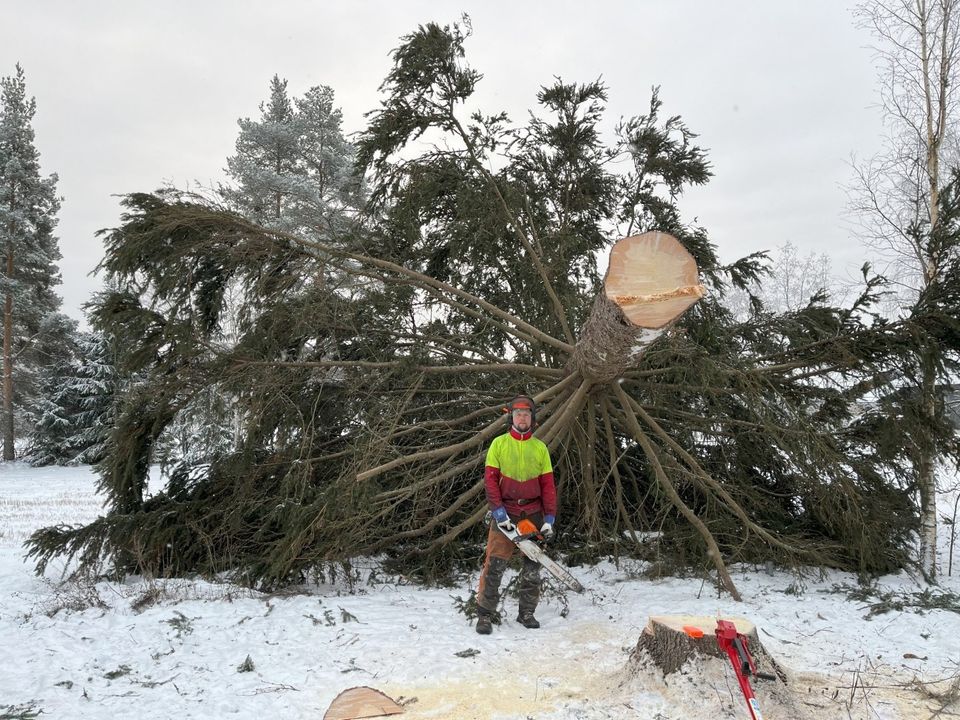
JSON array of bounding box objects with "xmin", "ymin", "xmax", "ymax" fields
[
  {"xmin": 568, "ymin": 230, "xmax": 705, "ymax": 381},
  {"xmin": 324, "ymin": 686, "xmax": 405, "ymax": 720},
  {"xmin": 604, "ymin": 231, "xmax": 705, "ymax": 329}
]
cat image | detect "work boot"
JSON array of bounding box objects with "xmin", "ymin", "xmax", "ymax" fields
[
  {"xmin": 516, "ymin": 612, "xmax": 540, "ymax": 629},
  {"xmin": 476, "ymin": 614, "xmax": 493, "ymax": 634}
]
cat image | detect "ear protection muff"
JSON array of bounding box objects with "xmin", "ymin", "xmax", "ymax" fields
[{"xmin": 504, "ymin": 395, "xmax": 537, "ymax": 428}]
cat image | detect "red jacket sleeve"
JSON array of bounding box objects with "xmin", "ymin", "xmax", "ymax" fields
[
  {"xmin": 485, "ymin": 465, "xmax": 504, "ymax": 509},
  {"xmin": 539, "ymin": 471, "xmax": 557, "ymax": 518}
]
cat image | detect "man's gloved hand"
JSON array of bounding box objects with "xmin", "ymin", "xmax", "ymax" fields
[
  {"xmin": 492, "ymin": 506, "xmax": 515, "ymax": 532},
  {"xmin": 540, "ymin": 514, "xmax": 555, "ymax": 541}
]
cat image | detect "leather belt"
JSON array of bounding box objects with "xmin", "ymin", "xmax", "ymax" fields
[{"xmin": 515, "ymin": 498, "xmax": 536, "ymax": 506}]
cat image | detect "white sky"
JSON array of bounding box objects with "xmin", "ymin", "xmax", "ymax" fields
[{"xmin": 4, "ymin": 1, "xmax": 884, "ymax": 323}]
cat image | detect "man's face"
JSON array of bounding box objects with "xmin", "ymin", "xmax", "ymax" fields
[{"xmin": 512, "ymin": 408, "xmax": 532, "ymax": 432}]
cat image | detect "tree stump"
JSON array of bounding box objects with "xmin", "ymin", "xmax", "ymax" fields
[{"xmin": 631, "ymin": 615, "xmax": 784, "ymax": 680}]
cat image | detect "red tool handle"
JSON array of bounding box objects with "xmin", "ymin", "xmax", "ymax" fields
[{"xmin": 715, "ymin": 620, "xmax": 764, "ymax": 720}]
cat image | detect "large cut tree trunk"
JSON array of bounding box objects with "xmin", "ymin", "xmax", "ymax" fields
[
  {"xmin": 561, "ymin": 232, "xmax": 744, "ymax": 600},
  {"xmin": 569, "ymin": 231, "xmax": 705, "ymax": 382}
]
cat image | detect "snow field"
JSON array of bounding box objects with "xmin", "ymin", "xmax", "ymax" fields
[{"xmin": 1, "ymin": 464, "xmax": 959, "ymax": 719}]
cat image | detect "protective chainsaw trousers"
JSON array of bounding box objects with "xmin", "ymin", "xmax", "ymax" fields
[{"xmin": 476, "ymin": 515, "xmax": 541, "ymax": 617}]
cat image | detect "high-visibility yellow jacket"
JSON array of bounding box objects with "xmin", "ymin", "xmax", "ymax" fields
[{"xmin": 484, "ymin": 428, "xmax": 556, "ymax": 519}]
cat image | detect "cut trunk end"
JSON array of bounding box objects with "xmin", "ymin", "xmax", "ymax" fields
[
  {"xmin": 570, "ymin": 231, "xmax": 704, "ymax": 382},
  {"xmin": 605, "ymin": 231, "xmax": 705, "ymax": 329}
]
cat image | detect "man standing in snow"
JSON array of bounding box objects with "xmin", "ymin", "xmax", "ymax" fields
[{"xmin": 475, "ymin": 395, "xmax": 556, "ymax": 635}]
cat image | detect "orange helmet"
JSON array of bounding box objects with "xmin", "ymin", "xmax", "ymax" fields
[{"xmin": 505, "ymin": 395, "xmax": 537, "ymax": 427}]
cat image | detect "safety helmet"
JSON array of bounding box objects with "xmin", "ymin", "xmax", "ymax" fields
[{"xmin": 505, "ymin": 395, "xmax": 537, "ymax": 428}]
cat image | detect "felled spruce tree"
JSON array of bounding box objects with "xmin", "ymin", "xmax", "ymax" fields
[{"xmin": 28, "ymin": 23, "xmax": 944, "ymax": 594}]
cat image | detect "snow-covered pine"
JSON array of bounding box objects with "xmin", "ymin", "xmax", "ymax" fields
[
  {"xmin": 25, "ymin": 329, "xmax": 118, "ymax": 466},
  {"xmin": 0, "ymin": 64, "xmax": 64, "ymax": 460},
  {"xmin": 221, "ymin": 76, "xmax": 361, "ymax": 245}
]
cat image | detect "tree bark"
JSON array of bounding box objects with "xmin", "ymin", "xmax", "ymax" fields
[
  {"xmin": 3, "ymin": 244, "xmax": 14, "ymax": 461},
  {"xmin": 569, "ymin": 231, "xmax": 704, "ymax": 382},
  {"xmin": 919, "ymin": 350, "xmax": 939, "ymax": 579},
  {"xmin": 631, "ymin": 615, "xmax": 783, "ymax": 680}
]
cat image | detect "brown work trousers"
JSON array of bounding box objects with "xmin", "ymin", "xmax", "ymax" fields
[{"xmin": 476, "ymin": 512, "xmax": 542, "ymax": 618}]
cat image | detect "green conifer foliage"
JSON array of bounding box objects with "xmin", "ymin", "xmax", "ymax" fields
[
  {"xmin": 26, "ymin": 25, "xmax": 960, "ymax": 592},
  {"xmin": 25, "ymin": 328, "xmax": 119, "ymax": 466},
  {"xmin": 0, "ymin": 64, "xmax": 64, "ymax": 460}
]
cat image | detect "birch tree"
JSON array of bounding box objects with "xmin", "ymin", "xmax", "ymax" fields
[{"xmin": 851, "ymin": 0, "xmax": 960, "ymax": 579}]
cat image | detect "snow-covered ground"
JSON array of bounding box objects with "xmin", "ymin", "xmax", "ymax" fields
[{"xmin": 1, "ymin": 464, "xmax": 959, "ymax": 719}]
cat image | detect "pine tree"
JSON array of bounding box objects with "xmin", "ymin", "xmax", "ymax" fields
[
  {"xmin": 222, "ymin": 76, "xmax": 361, "ymax": 240},
  {"xmin": 0, "ymin": 64, "xmax": 63, "ymax": 460},
  {"xmin": 25, "ymin": 328, "xmax": 119, "ymax": 466},
  {"xmin": 223, "ymin": 75, "xmax": 298, "ymax": 228},
  {"xmin": 293, "ymin": 84, "xmax": 360, "ymax": 240}
]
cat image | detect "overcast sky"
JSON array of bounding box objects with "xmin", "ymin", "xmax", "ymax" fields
[{"xmin": 5, "ymin": 0, "xmax": 884, "ymax": 323}]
